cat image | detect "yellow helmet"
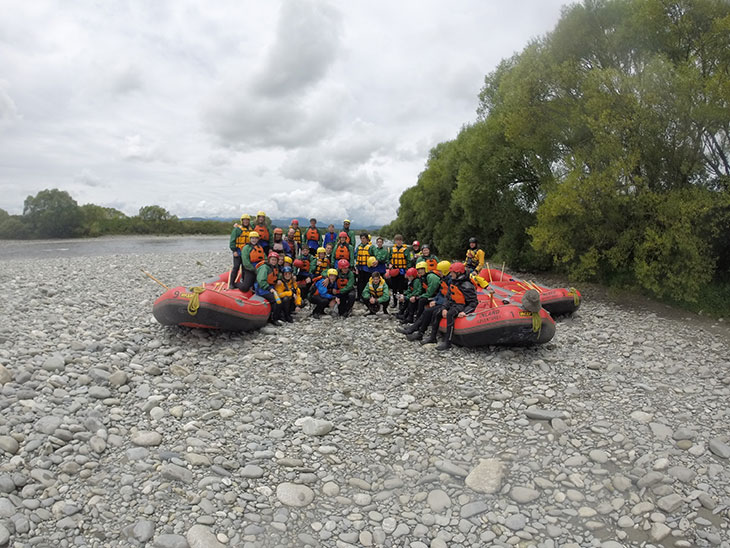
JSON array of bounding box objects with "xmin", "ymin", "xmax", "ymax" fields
[
  {"xmin": 249, "ymin": 231, "xmax": 260, "ymax": 239},
  {"xmin": 256, "ymin": 210, "xmax": 266, "ymax": 217},
  {"xmin": 367, "ymin": 256, "xmax": 378, "ymax": 268},
  {"xmin": 415, "ymin": 261, "xmax": 428, "ymax": 271},
  {"xmin": 284, "ymin": 256, "xmax": 293, "ymax": 264},
  {"xmin": 343, "ymin": 219, "xmax": 351, "ymax": 224},
  {"xmin": 241, "ymin": 214, "xmax": 251, "ymax": 220},
  {"xmin": 437, "ymin": 260, "xmax": 451, "ymax": 276},
  {"xmin": 317, "ymin": 247, "xmax": 326, "ymax": 254},
  {"xmin": 326, "ymin": 268, "xmax": 338, "ymax": 276}
]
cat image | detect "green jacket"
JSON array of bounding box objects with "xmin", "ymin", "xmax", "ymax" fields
[
  {"xmin": 421, "ymin": 271, "xmax": 442, "ymax": 299},
  {"xmin": 334, "ymin": 270, "xmax": 355, "ymax": 294},
  {"xmin": 404, "ymin": 277, "xmax": 424, "ymax": 299},
  {"xmin": 363, "ymin": 278, "xmax": 390, "ymax": 303},
  {"xmin": 371, "ymin": 245, "xmax": 389, "ymax": 264},
  {"xmin": 255, "ymin": 263, "xmax": 277, "ymax": 291},
  {"xmin": 241, "ymin": 243, "xmax": 264, "ymax": 271},
  {"xmin": 229, "ymin": 225, "xmax": 243, "ymax": 252}
]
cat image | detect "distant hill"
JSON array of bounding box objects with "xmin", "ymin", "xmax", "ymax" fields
[{"xmin": 182, "ymin": 217, "xmax": 383, "ymax": 232}]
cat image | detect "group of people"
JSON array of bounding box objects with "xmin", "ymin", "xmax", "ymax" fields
[{"xmin": 228, "ymin": 212, "xmax": 486, "ymax": 349}]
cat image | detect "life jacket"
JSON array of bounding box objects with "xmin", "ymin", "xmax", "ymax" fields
[
  {"xmin": 421, "ymin": 272, "xmax": 441, "ymax": 294},
  {"xmin": 334, "ymin": 244, "xmax": 351, "ymax": 261},
  {"xmin": 275, "ymin": 278, "xmax": 298, "ymax": 298},
  {"xmin": 356, "ymin": 243, "xmax": 372, "ymax": 266},
  {"xmin": 256, "ymin": 262, "xmax": 278, "ymax": 286},
  {"xmin": 448, "ymin": 283, "xmax": 466, "ymax": 305},
  {"xmin": 465, "ymin": 248, "xmax": 483, "ymax": 269},
  {"xmin": 297, "ymin": 255, "xmax": 311, "ymax": 273},
  {"xmin": 336, "ymin": 275, "xmax": 350, "ymax": 289},
  {"xmin": 439, "ymin": 279, "xmax": 449, "ymax": 297},
  {"xmin": 290, "ymin": 226, "xmax": 302, "ymax": 244},
  {"xmin": 254, "ymin": 224, "xmax": 270, "ymax": 242},
  {"xmin": 312, "ymin": 258, "xmax": 330, "ymax": 276},
  {"xmin": 235, "ymin": 224, "xmax": 251, "ymax": 248},
  {"xmin": 367, "ymin": 279, "xmax": 386, "ymax": 299},
  {"xmin": 390, "ymin": 245, "xmax": 408, "ymax": 269},
  {"xmin": 424, "ymin": 257, "xmax": 438, "ymax": 272},
  {"xmin": 306, "ymin": 227, "xmax": 320, "ymax": 243},
  {"xmin": 247, "ymin": 244, "xmax": 265, "ymax": 264}
]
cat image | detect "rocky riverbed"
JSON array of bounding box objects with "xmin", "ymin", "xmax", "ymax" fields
[{"xmin": 1, "ymin": 251, "xmax": 729, "ymax": 548}]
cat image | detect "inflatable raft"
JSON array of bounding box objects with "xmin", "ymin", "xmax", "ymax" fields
[
  {"xmin": 438, "ymin": 295, "xmax": 555, "ymax": 347},
  {"xmin": 478, "ymin": 268, "xmax": 581, "ymax": 316},
  {"xmin": 153, "ymin": 272, "xmax": 270, "ymax": 331}
]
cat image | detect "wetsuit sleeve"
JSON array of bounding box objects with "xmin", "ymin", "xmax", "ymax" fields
[
  {"xmin": 256, "ymin": 266, "xmax": 270, "ymax": 290},
  {"xmin": 425, "ymin": 274, "xmax": 440, "ymax": 298},
  {"xmin": 362, "ymin": 284, "xmax": 371, "ymax": 299},
  {"xmin": 242, "ymin": 245, "xmax": 254, "ymax": 270},
  {"xmin": 230, "ymin": 227, "xmax": 240, "ymax": 251},
  {"xmin": 461, "ymin": 280, "xmax": 478, "ymax": 313}
]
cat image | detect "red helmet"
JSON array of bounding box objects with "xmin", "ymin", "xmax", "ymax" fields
[
  {"xmin": 388, "ymin": 268, "xmax": 401, "ymax": 278},
  {"xmin": 339, "ymin": 231, "xmax": 348, "ymax": 238},
  {"xmin": 412, "ymin": 240, "xmax": 420, "ymax": 247},
  {"xmin": 273, "ymin": 227, "xmax": 283, "ymax": 235},
  {"xmin": 406, "ymin": 267, "xmax": 418, "ymax": 278},
  {"xmin": 337, "ymin": 259, "xmax": 350, "ymax": 269},
  {"xmin": 293, "ymin": 259, "xmax": 305, "ymax": 269},
  {"xmin": 449, "ymin": 262, "xmax": 466, "ymax": 273},
  {"xmin": 268, "ymin": 252, "xmax": 280, "ymax": 259},
  {"xmin": 291, "ymin": 219, "xmax": 299, "ymax": 225}
]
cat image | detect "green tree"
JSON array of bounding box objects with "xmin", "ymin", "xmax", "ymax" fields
[{"xmin": 23, "ymin": 189, "xmax": 82, "ymax": 238}]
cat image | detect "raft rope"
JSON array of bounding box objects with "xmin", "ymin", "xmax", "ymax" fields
[
  {"xmin": 568, "ymin": 287, "xmax": 580, "ymax": 306},
  {"xmin": 186, "ymin": 286, "xmax": 206, "ymax": 316},
  {"xmin": 532, "ymin": 312, "xmax": 542, "ymax": 334}
]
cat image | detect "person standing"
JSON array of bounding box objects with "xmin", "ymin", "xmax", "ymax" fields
[
  {"xmin": 354, "ymin": 232, "xmax": 373, "ymax": 301},
  {"xmin": 341, "ymin": 219, "xmax": 355, "ymax": 245},
  {"xmin": 387, "ymin": 234, "xmax": 412, "ymax": 307},
  {"xmin": 236, "ymin": 231, "xmax": 266, "ymax": 292},
  {"xmin": 289, "ymin": 219, "xmax": 302, "ymax": 246},
  {"xmin": 253, "ymin": 211, "xmax": 271, "ymax": 254},
  {"xmin": 465, "ymin": 237, "xmax": 485, "ymax": 272},
  {"xmin": 305, "ymin": 218, "xmax": 321, "ymax": 254},
  {"xmin": 228, "ymin": 214, "xmax": 252, "ymax": 289}
]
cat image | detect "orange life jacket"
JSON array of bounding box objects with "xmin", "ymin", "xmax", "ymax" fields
[
  {"xmin": 297, "ymin": 256, "xmax": 311, "ymax": 272},
  {"xmin": 439, "ymin": 280, "xmax": 449, "ymax": 297},
  {"xmin": 424, "ymin": 257, "xmax": 438, "ymax": 272},
  {"xmin": 235, "ymin": 224, "xmax": 251, "ymax": 248},
  {"xmin": 256, "ymin": 262, "xmax": 278, "ymax": 285},
  {"xmin": 248, "ymin": 244, "xmax": 265, "ymax": 264},
  {"xmin": 391, "ymin": 245, "xmax": 408, "ymax": 269},
  {"xmin": 449, "ymin": 284, "xmax": 466, "ymax": 305},
  {"xmin": 306, "ymin": 227, "xmax": 320, "ymax": 242},
  {"xmin": 336, "ymin": 276, "xmax": 349, "ymax": 289},
  {"xmin": 334, "ymin": 244, "xmax": 351, "ymax": 261},
  {"xmin": 254, "ymin": 224, "xmax": 269, "ymax": 241}
]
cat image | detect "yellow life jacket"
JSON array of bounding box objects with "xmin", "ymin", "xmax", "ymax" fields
[
  {"xmin": 391, "ymin": 245, "xmax": 408, "ymax": 269},
  {"xmin": 235, "ymin": 224, "xmax": 251, "ymax": 248},
  {"xmin": 356, "ymin": 243, "xmax": 372, "ymax": 266},
  {"xmin": 367, "ymin": 279, "xmax": 385, "ymax": 299},
  {"xmin": 290, "ymin": 226, "xmax": 302, "ymax": 244}
]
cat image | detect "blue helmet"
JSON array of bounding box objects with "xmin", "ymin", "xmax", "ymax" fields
[{"xmin": 281, "ymin": 266, "xmax": 293, "ymax": 273}]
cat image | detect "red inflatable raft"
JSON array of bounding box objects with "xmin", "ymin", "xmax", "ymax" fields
[
  {"xmin": 153, "ymin": 272, "xmax": 270, "ymax": 331},
  {"xmin": 438, "ymin": 296, "xmax": 555, "ymax": 347},
  {"xmin": 478, "ymin": 268, "xmax": 581, "ymax": 316}
]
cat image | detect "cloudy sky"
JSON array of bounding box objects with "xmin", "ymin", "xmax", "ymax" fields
[{"xmin": 0, "ymin": 0, "xmax": 567, "ymax": 225}]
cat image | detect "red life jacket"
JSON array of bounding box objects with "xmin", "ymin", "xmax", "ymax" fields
[
  {"xmin": 254, "ymin": 224, "xmax": 270, "ymax": 241},
  {"xmin": 297, "ymin": 256, "xmax": 311, "ymax": 272},
  {"xmin": 336, "ymin": 276, "xmax": 349, "ymax": 289},
  {"xmin": 334, "ymin": 244, "xmax": 351, "ymax": 261}
]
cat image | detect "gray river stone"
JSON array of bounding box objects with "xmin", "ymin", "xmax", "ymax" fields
[
  {"xmin": 465, "ymin": 458, "xmax": 505, "ymax": 494},
  {"xmin": 276, "ymin": 483, "xmax": 314, "ymax": 507}
]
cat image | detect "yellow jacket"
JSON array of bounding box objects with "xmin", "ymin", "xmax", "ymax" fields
[
  {"xmin": 274, "ymin": 278, "xmax": 302, "ymax": 306},
  {"xmin": 465, "ymin": 248, "xmax": 485, "ymax": 271}
]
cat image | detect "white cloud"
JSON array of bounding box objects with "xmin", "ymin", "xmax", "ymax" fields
[{"xmin": 0, "ymin": 83, "xmax": 21, "ymax": 124}]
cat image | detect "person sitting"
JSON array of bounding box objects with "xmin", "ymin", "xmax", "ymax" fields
[
  {"xmin": 396, "ymin": 267, "xmax": 422, "ymax": 323},
  {"xmin": 354, "ymin": 232, "xmax": 373, "ymax": 301},
  {"xmin": 411, "ymin": 240, "xmax": 421, "ymax": 260},
  {"xmin": 309, "ymin": 268, "xmax": 339, "ymax": 319},
  {"xmin": 285, "ymin": 228, "xmax": 299, "ymax": 258},
  {"xmin": 422, "ymin": 262, "xmax": 478, "ymax": 350},
  {"xmin": 322, "ymin": 224, "xmax": 337, "ymax": 248},
  {"xmin": 294, "ymin": 246, "xmax": 313, "ymax": 296},
  {"xmin": 254, "ymin": 252, "xmax": 283, "ymax": 326},
  {"xmin": 270, "ymin": 227, "xmax": 292, "ymax": 258},
  {"xmin": 465, "ymin": 237, "xmax": 485, "ymax": 272},
  {"xmin": 274, "ymin": 265, "xmax": 301, "ymax": 323},
  {"xmin": 333, "ymin": 259, "xmax": 356, "ymax": 318},
  {"xmin": 310, "ymin": 247, "xmax": 331, "ymax": 277},
  {"xmin": 228, "ymin": 213, "xmax": 252, "ymax": 289},
  {"xmin": 235, "ymin": 230, "xmax": 265, "ymax": 292},
  {"xmin": 397, "ymin": 260, "xmax": 450, "ymax": 340},
  {"xmin": 363, "ymin": 270, "xmax": 391, "ymax": 315},
  {"xmin": 289, "ymin": 219, "xmax": 302, "ymax": 246},
  {"xmin": 305, "ymin": 218, "xmax": 321, "ymax": 254},
  {"xmin": 253, "ymin": 211, "xmax": 271, "ymax": 253}
]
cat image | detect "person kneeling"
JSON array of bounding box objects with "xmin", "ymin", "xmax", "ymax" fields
[
  {"xmin": 274, "ymin": 266, "xmax": 301, "ymax": 323},
  {"xmin": 309, "ymin": 269, "xmax": 339, "ymax": 319},
  {"xmin": 362, "ymin": 271, "xmax": 390, "ymax": 315},
  {"xmin": 255, "ymin": 252, "xmax": 283, "ymax": 326}
]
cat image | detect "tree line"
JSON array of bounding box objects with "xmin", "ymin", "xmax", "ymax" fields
[
  {"xmin": 382, "ymin": 0, "xmax": 730, "ymax": 304},
  {"xmin": 0, "ymin": 189, "xmax": 231, "ymax": 239}
]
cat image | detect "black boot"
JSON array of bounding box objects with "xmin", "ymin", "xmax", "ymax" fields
[
  {"xmin": 436, "ymin": 339, "xmax": 452, "ymax": 351},
  {"xmin": 420, "ymin": 330, "xmax": 437, "ymax": 345},
  {"xmin": 406, "ymin": 331, "xmax": 423, "ymax": 341},
  {"xmin": 397, "ymin": 324, "xmax": 418, "ymax": 335}
]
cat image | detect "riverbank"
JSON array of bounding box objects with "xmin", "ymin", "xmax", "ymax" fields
[{"xmin": 0, "ymin": 251, "xmax": 728, "ymax": 547}]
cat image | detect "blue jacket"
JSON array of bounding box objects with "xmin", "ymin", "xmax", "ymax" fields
[
  {"xmin": 314, "ymin": 277, "xmax": 335, "ymax": 299},
  {"xmin": 322, "ymin": 232, "xmax": 337, "ymax": 248}
]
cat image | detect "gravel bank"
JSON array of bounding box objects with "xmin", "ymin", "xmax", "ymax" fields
[{"xmin": 1, "ymin": 251, "xmax": 729, "ymax": 548}]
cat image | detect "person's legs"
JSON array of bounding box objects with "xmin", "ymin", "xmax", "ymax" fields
[
  {"xmin": 280, "ymin": 297, "xmax": 293, "ymax": 322},
  {"xmin": 229, "ymin": 254, "xmax": 243, "ymax": 288},
  {"xmin": 339, "ymin": 292, "xmax": 355, "ymax": 317},
  {"xmin": 260, "ymin": 292, "xmax": 281, "ymax": 325},
  {"xmin": 310, "ymin": 295, "xmax": 329, "ymax": 317}
]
